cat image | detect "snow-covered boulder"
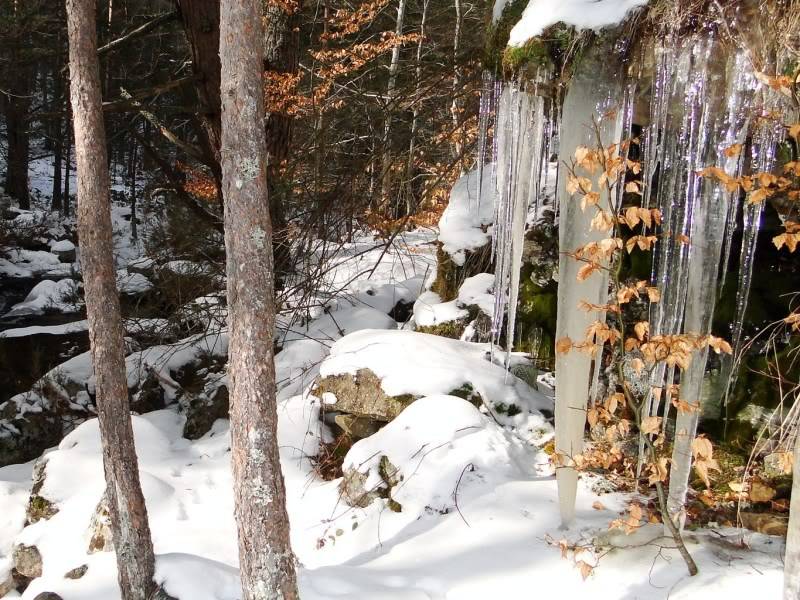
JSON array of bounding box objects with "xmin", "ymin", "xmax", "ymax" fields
[
  {"xmin": 48, "ymin": 240, "xmax": 75, "ymax": 263},
  {"xmin": 2, "ymin": 279, "xmax": 81, "ymax": 319},
  {"xmin": 338, "ymin": 395, "xmax": 539, "ymax": 511},
  {"xmin": 317, "ymin": 329, "xmax": 553, "ymax": 444}
]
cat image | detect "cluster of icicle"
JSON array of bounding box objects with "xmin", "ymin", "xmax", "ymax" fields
[
  {"xmin": 640, "ymin": 32, "xmax": 786, "ymax": 524},
  {"xmin": 478, "ymin": 26, "xmax": 788, "ymax": 527},
  {"xmin": 474, "ymin": 72, "xmax": 554, "ymax": 369}
]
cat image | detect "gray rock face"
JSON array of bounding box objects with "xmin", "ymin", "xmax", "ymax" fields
[
  {"xmin": 12, "ymin": 543, "xmax": 43, "ymax": 579},
  {"xmin": 0, "ymin": 570, "xmax": 14, "ymax": 597},
  {"xmin": 317, "ymin": 369, "xmax": 415, "ymax": 423},
  {"xmin": 0, "ymin": 397, "xmax": 61, "ymax": 468},
  {"xmin": 182, "ymin": 382, "xmax": 229, "ymax": 440},
  {"xmin": 87, "ymin": 494, "xmax": 113, "ymax": 554},
  {"xmin": 339, "ymin": 455, "xmax": 401, "ymax": 509},
  {"xmin": 26, "ymin": 458, "xmax": 59, "ymax": 524},
  {"xmin": 64, "ymin": 564, "xmax": 88, "ymax": 579}
]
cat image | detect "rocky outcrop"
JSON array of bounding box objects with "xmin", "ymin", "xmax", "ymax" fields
[
  {"xmin": 87, "ymin": 494, "xmax": 113, "ymax": 554},
  {"xmin": 339, "ymin": 455, "xmax": 401, "ymax": 510},
  {"xmin": 12, "ymin": 543, "xmax": 43, "ymax": 579},
  {"xmin": 27, "ymin": 458, "xmax": 58, "ymax": 524}
]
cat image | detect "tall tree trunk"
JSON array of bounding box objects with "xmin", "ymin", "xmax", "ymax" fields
[
  {"xmin": 450, "ymin": 0, "xmax": 463, "ymax": 171},
  {"xmin": 65, "ymin": 1, "xmax": 157, "ymax": 598},
  {"xmin": 51, "ymin": 67, "xmax": 65, "ymax": 212},
  {"xmin": 379, "ymin": 0, "xmax": 408, "ymax": 214},
  {"xmin": 785, "ymin": 430, "xmax": 800, "ymax": 600},
  {"xmin": 219, "ymin": 0, "xmax": 299, "ymax": 597},
  {"xmin": 405, "ymin": 0, "xmax": 429, "ymax": 214},
  {"xmin": 175, "ymin": 0, "xmax": 222, "ymax": 165},
  {"xmin": 2, "ymin": 83, "xmax": 31, "ymax": 209},
  {"xmin": 263, "ymin": 0, "xmax": 302, "ymax": 282}
]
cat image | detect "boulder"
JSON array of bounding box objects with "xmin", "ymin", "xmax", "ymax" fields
[
  {"xmin": 339, "ymin": 455, "xmax": 401, "ymax": 510},
  {"xmin": 33, "ymin": 594, "xmax": 64, "ymax": 600},
  {"xmin": 182, "ymin": 382, "xmax": 229, "ymax": 440},
  {"xmin": 87, "ymin": 494, "xmax": 113, "ymax": 554},
  {"xmin": 64, "ymin": 564, "xmax": 88, "ymax": 579},
  {"xmin": 12, "ymin": 543, "xmax": 43, "ymax": 579},
  {"xmin": 316, "ymin": 369, "xmax": 414, "ymax": 424},
  {"xmin": 27, "ymin": 458, "xmax": 59, "ymax": 524},
  {"xmin": 49, "ymin": 240, "xmax": 76, "ymax": 263}
]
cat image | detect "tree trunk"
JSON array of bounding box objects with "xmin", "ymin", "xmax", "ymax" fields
[
  {"xmin": 263, "ymin": 0, "xmax": 302, "ymax": 283},
  {"xmin": 405, "ymin": 0, "xmax": 429, "ymax": 214},
  {"xmin": 785, "ymin": 431, "xmax": 800, "ymax": 600},
  {"xmin": 450, "ymin": 0, "xmax": 463, "ymax": 171},
  {"xmin": 379, "ymin": 0, "xmax": 408, "ymax": 214},
  {"xmin": 65, "ymin": 1, "xmax": 156, "ymax": 598},
  {"xmin": 175, "ymin": 0, "xmax": 222, "ymax": 165},
  {"xmin": 219, "ymin": 0, "xmax": 299, "ymax": 597},
  {"xmin": 2, "ymin": 82, "xmax": 31, "ymax": 209}
]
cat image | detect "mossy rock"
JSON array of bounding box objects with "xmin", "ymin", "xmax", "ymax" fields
[
  {"xmin": 26, "ymin": 458, "xmax": 58, "ymax": 524},
  {"xmin": 182, "ymin": 383, "xmax": 229, "ymax": 440},
  {"xmin": 317, "ymin": 369, "xmax": 415, "ymax": 423},
  {"xmin": 416, "ymin": 318, "xmax": 470, "ymax": 339},
  {"xmin": 431, "ymin": 243, "xmax": 492, "ymax": 302},
  {"xmin": 339, "ymin": 455, "xmax": 402, "ymax": 509}
]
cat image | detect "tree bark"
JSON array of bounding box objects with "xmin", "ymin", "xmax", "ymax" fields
[
  {"xmin": 2, "ymin": 81, "xmax": 31, "ymax": 209},
  {"xmin": 65, "ymin": 1, "xmax": 156, "ymax": 598},
  {"xmin": 379, "ymin": 0, "xmax": 408, "ymax": 214},
  {"xmin": 785, "ymin": 431, "xmax": 800, "ymax": 600},
  {"xmin": 175, "ymin": 0, "xmax": 222, "ymax": 165},
  {"xmin": 219, "ymin": 0, "xmax": 299, "ymax": 597}
]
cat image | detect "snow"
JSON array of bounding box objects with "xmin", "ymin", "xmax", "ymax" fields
[
  {"xmin": 3, "ymin": 279, "xmax": 81, "ymax": 318},
  {"xmin": 457, "ymin": 273, "xmax": 495, "ymax": 317},
  {"xmin": 319, "ymin": 328, "xmax": 554, "ymax": 439},
  {"xmin": 48, "ymin": 240, "xmax": 75, "ymax": 253},
  {"xmin": 508, "ymin": 0, "xmax": 649, "ymax": 46},
  {"xmin": 438, "ymin": 169, "xmax": 495, "ymax": 265},
  {"xmin": 412, "ymin": 290, "xmax": 468, "ymax": 327},
  {"xmin": 116, "ymin": 270, "xmax": 153, "ymax": 295},
  {"xmin": 0, "ymin": 320, "xmax": 88, "ymax": 339}
]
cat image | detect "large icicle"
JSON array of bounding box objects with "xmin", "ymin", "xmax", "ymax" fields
[
  {"xmin": 490, "ymin": 84, "xmax": 549, "ymax": 367},
  {"xmin": 666, "ymin": 45, "xmax": 758, "ymax": 527},
  {"xmin": 553, "ymin": 41, "xmax": 625, "ymax": 527}
]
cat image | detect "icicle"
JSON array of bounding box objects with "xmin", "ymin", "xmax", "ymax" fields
[
  {"xmin": 475, "ymin": 70, "xmax": 495, "ymax": 215},
  {"xmin": 553, "ymin": 40, "xmax": 625, "ymax": 527},
  {"xmin": 666, "ymin": 46, "xmax": 764, "ymax": 529}
]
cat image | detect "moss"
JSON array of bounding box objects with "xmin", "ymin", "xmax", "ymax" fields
[
  {"xmin": 448, "ymin": 382, "xmax": 483, "ymax": 408},
  {"xmin": 431, "ymin": 243, "xmax": 492, "ymax": 302},
  {"xmin": 27, "ymin": 495, "xmax": 58, "ymax": 524},
  {"xmin": 494, "ymin": 402, "xmax": 522, "ymax": 416},
  {"xmin": 416, "ymin": 319, "xmax": 469, "ymax": 339},
  {"xmin": 483, "ymin": 0, "xmax": 530, "ymax": 74},
  {"xmin": 515, "ymin": 265, "xmax": 558, "ymax": 368}
]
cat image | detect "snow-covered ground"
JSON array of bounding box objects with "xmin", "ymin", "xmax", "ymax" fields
[{"xmin": 0, "ymin": 219, "xmax": 786, "ymax": 599}]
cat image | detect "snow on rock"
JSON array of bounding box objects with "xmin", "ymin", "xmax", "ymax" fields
[
  {"xmin": 438, "ymin": 168, "xmax": 495, "ymax": 265},
  {"xmin": 48, "ymin": 240, "xmax": 75, "ymax": 253},
  {"xmin": 457, "ymin": 273, "xmax": 495, "ymax": 317},
  {"xmin": 342, "ymin": 395, "xmax": 536, "ymax": 515},
  {"xmin": 3, "ymin": 279, "xmax": 81, "ymax": 318},
  {"xmin": 116, "ymin": 270, "xmax": 153, "ymax": 295},
  {"xmin": 319, "ymin": 328, "xmax": 554, "ymax": 440},
  {"xmin": 413, "ymin": 290, "xmax": 467, "ymax": 327},
  {"xmin": 0, "ymin": 250, "xmax": 63, "ymax": 280},
  {"xmin": 0, "ymin": 320, "xmax": 88, "ymax": 339},
  {"xmin": 508, "ymin": 0, "xmax": 649, "ymax": 46},
  {"xmin": 413, "ymin": 274, "xmax": 494, "ymax": 328}
]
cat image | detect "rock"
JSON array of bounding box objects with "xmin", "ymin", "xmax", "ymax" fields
[
  {"xmin": 12, "ymin": 543, "xmax": 43, "ymax": 579},
  {"xmin": 0, "ymin": 570, "xmax": 14, "ymax": 597},
  {"xmin": 33, "ymin": 594, "xmax": 64, "ymax": 600},
  {"xmin": 339, "ymin": 455, "xmax": 400, "ymax": 508},
  {"xmin": 87, "ymin": 494, "xmax": 113, "ymax": 554},
  {"xmin": 27, "ymin": 458, "xmax": 59, "ymax": 524},
  {"xmin": 182, "ymin": 383, "xmax": 229, "ymax": 440},
  {"xmin": 316, "ymin": 369, "xmax": 414, "ymax": 424},
  {"xmin": 64, "ymin": 564, "xmax": 88, "ymax": 579},
  {"xmin": 0, "ymin": 401, "xmax": 62, "ymax": 468},
  {"xmin": 49, "ymin": 240, "xmax": 76, "ymax": 263},
  {"xmin": 333, "ymin": 413, "xmax": 380, "ymax": 439}
]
